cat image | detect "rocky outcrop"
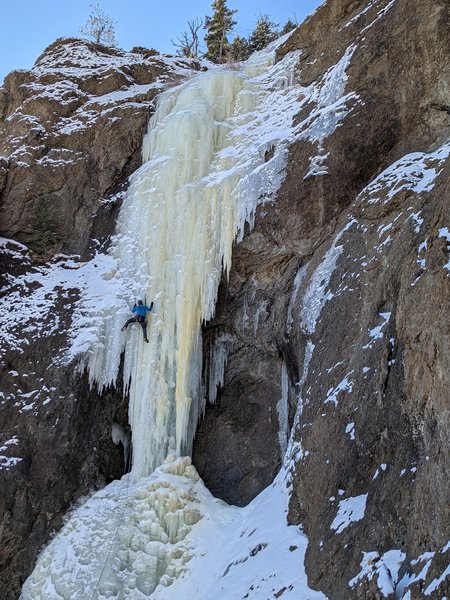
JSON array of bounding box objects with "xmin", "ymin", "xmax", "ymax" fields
[
  {"xmin": 0, "ymin": 239, "xmax": 130, "ymax": 600},
  {"xmin": 0, "ymin": 40, "xmax": 198, "ymax": 600},
  {"xmin": 0, "ymin": 38, "xmax": 197, "ymax": 256},
  {"xmin": 194, "ymin": 0, "xmax": 450, "ymax": 597}
]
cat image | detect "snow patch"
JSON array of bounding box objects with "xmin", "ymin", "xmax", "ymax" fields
[
  {"xmin": 372, "ymin": 463, "xmax": 387, "ymax": 479},
  {"xmin": 439, "ymin": 226, "xmax": 450, "ymax": 242},
  {"xmin": 304, "ymin": 152, "xmax": 330, "ymax": 178},
  {"xmin": 363, "ymin": 312, "xmax": 391, "ymax": 350},
  {"xmin": 424, "ymin": 568, "xmax": 450, "ymax": 596},
  {"xmin": 349, "ymin": 549, "xmax": 406, "ymax": 596},
  {"xmin": 325, "ymin": 373, "xmax": 354, "ymax": 406},
  {"xmin": 345, "ymin": 422, "xmax": 355, "ymax": 440},
  {"xmin": 331, "ymin": 494, "xmax": 368, "ymax": 534},
  {"xmin": 0, "ymin": 436, "xmax": 22, "ymax": 470},
  {"xmin": 360, "ymin": 139, "xmax": 450, "ymax": 208},
  {"xmin": 300, "ymin": 219, "xmax": 356, "ymax": 334},
  {"xmin": 410, "ymin": 211, "xmax": 424, "ymax": 233},
  {"xmin": 296, "ymin": 44, "xmax": 359, "ymax": 148},
  {"xmin": 360, "ymin": 0, "xmax": 397, "ymax": 35},
  {"xmin": 396, "ymin": 551, "xmax": 435, "ymax": 597}
]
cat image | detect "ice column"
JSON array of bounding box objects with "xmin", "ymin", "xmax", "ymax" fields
[{"xmin": 87, "ymin": 54, "xmax": 271, "ymax": 479}]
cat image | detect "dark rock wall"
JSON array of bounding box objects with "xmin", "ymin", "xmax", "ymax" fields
[
  {"xmin": 0, "ymin": 240, "xmax": 130, "ymax": 600},
  {"xmin": 194, "ymin": 0, "xmax": 450, "ymax": 597}
]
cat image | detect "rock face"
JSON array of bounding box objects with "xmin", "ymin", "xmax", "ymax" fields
[
  {"xmin": 0, "ymin": 245, "xmax": 129, "ymax": 597},
  {"xmin": 0, "ymin": 1, "xmax": 449, "ymax": 599},
  {"xmin": 194, "ymin": 0, "xmax": 450, "ymax": 596},
  {"xmin": 0, "ymin": 38, "xmax": 197, "ymax": 256},
  {"xmin": 0, "ymin": 40, "xmax": 197, "ymax": 600}
]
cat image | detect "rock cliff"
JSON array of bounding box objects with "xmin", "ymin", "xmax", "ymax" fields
[
  {"xmin": 0, "ymin": 38, "xmax": 197, "ymax": 256},
  {"xmin": 194, "ymin": 0, "xmax": 450, "ymax": 596},
  {"xmin": 0, "ymin": 40, "xmax": 198, "ymax": 599},
  {"xmin": 0, "ymin": 0, "xmax": 449, "ymax": 598}
]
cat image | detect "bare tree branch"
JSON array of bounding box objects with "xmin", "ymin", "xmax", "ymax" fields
[
  {"xmin": 80, "ymin": 3, "xmax": 117, "ymax": 47},
  {"xmin": 172, "ymin": 18, "xmax": 203, "ymax": 59}
]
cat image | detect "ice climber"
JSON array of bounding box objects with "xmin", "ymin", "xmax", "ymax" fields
[{"xmin": 121, "ymin": 300, "xmax": 154, "ymax": 343}]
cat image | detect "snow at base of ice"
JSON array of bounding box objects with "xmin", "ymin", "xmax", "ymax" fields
[
  {"xmin": 152, "ymin": 467, "xmax": 327, "ymax": 600},
  {"xmin": 21, "ymin": 456, "xmax": 207, "ymax": 599},
  {"xmin": 152, "ymin": 462, "xmax": 326, "ymax": 600},
  {"xmin": 21, "ymin": 456, "xmax": 327, "ymax": 600}
]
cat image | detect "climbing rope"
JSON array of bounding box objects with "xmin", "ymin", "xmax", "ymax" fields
[{"xmin": 90, "ymin": 443, "xmax": 133, "ymax": 600}]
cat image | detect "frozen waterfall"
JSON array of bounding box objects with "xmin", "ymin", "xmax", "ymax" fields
[
  {"xmin": 85, "ymin": 43, "xmax": 301, "ymax": 479},
  {"xmin": 91, "ymin": 68, "xmax": 245, "ymax": 479},
  {"xmin": 21, "ymin": 39, "xmax": 307, "ymax": 600}
]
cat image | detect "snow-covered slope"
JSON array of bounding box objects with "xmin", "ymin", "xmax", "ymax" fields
[{"xmin": 21, "ymin": 454, "xmax": 326, "ymax": 600}]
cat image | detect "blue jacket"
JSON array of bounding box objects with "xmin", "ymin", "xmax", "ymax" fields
[{"xmin": 132, "ymin": 303, "xmax": 153, "ymax": 317}]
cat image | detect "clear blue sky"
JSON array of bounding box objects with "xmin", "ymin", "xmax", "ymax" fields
[{"xmin": 0, "ymin": 1, "xmax": 323, "ymax": 84}]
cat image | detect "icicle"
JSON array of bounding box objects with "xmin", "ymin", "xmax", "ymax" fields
[
  {"xmin": 85, "ymin": 49, "xmax": 286, "ymax": 480},
  {"xmin": 277, "ymin": 363, "xmax": 289, "ymax": 459},
  {"xmin": 76, "ymin": 41, "xmax": 304, "ymax": 481},
  {"xmin": 111, "ymin": 422, "xmax": 130, "ymax": 470}
]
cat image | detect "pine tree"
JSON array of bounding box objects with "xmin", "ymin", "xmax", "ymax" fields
[
  {"xmin": 31, "ymin": 194, "xmax": 60, "ymax": 255},
  {"xmin": 204, "ymin": 0, "xmax": 237, "ymax": 63},
  {"xmin": 228, "ymin": 35, "xmax": 250, "ymax": 62},
  {"xmin": 248, "ymin": 15, "xmax": 279, "ymax": 53},
  {"xmin": 280, "ymin": 18, "xmax": 297, "ymax": 36}
]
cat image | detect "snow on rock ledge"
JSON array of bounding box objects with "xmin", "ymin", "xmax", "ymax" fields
[{"xmin": 0, "ymin": 38, "xmax": 199, "ymax": 254}]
